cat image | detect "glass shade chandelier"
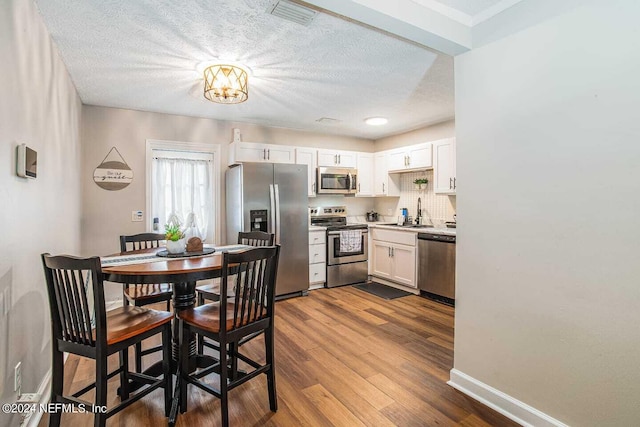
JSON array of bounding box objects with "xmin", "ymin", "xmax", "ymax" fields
[{"xmin": 203, "ymin": 64, "xmax": 248, "ymax": 104}]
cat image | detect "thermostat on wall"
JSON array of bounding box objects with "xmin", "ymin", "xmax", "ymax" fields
[{"xmin": 16, "ymin": 143, "xmax": 37, "ymax": 179}]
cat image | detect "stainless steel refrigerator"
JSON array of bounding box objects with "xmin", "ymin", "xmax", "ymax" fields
[{"xmin": 226, "ymin": 163, "xmax": 309, "ymax": 297}]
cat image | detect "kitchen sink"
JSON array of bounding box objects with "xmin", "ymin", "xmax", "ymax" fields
[{"xmin": 376, "ymin": 223, "xmax": 433, "ymax": 228}]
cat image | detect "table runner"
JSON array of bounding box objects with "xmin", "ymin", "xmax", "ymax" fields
[{"xmin": 100, "ymin": 244, "xmax": 251, "ymax": 267}]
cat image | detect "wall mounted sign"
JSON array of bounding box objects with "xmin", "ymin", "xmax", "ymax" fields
[{"xmin": 93, "ymin": 147, "xmax": 133, "ymax": 191}]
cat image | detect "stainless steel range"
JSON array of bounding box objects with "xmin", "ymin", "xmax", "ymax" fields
[{"xmin": 309, "ymin": 206, "xmax": 368, "ymax": 288}]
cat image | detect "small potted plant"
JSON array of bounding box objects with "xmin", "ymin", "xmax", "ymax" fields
[
  {"xmin": 413, "ymin": 177, "xmax": 428, "ymax": 190},
  {"xmin": 165, "ymin": 222, "xmax": 185, "ymax": 254}
]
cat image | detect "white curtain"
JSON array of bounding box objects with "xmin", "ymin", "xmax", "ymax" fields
[{"xmin": 152, "ymin": 157, "xmax": 212, "ymax": 241}]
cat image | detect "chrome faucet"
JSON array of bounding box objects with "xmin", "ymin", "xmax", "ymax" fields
[{"xmin": 416, "ymin": 197, "xmax": 422, "ymax": 224}]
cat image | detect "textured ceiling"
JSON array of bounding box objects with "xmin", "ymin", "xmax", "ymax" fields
[{"xmin": 34, "ymin": 0, "xmax": 456, "ymax": 139}]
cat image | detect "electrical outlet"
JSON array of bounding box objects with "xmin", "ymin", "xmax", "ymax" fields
[
  {"xmin": 131, "ymin": 210, "xmax": 143, "ymax": 222},
  {"xmin": 14, "ymin": 362, "xmax": 21, "ymax": 393}
]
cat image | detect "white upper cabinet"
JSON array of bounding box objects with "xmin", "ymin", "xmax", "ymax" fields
[
  {"xmin": 433, "ymin": 138, "xmax": 456, "ymax": 195},
  {"xmin": 317, "ymin": 149, "xmax": 357, "ymax": 168},
  {"xmin": 295, "ymin": 147, "xmax": 317, "ymax": 197},
  {"xmin": 228, "ymin": 142, "xmax": 295, "ymax": 166},
  {"xmin": 373, "ymin": 152, "xmax": 400, "ymax": 197},
  {"xmin": 387, "ymin": 142, "xmax": 433, "ymax": 173},
  {"xmin": 355, "ymin": 153, "xmax": 374, "ymax": 197}
]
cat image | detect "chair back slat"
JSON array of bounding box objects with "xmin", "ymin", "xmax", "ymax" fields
[
  {"xmin": 238, "ymin": 231, "xmax": 274, "ymax": 247},
  {"xmin": 220, "ymin": 246, "xmax": 280, "ymax": 332},
  {"xmin": 42, "ymin": 254, "xmax": 106, "ymax": 348},
  {"xmin": 120, "ymin": 233, "xmax": 165, "ymax": 253}
]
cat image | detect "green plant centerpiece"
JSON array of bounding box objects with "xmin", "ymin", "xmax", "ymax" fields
[
  {"xmin": 413, "ymin": 177, "xmax": 428, "ymax": 189},
  {"xmin": 164, "ymin": 217, "xmax": 185, "ymax": 254}
]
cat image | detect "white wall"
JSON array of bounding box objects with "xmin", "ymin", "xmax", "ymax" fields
[
  {"xmin": 0, "ymin": 0, "xmax": 82, "ymax": 425},
  {"xmin": 454, "ymin": 1, "xmax": 640, "ymax": 425}
]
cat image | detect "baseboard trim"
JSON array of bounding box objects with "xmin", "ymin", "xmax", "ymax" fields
[
  {"xmin": 448, "ymin": 369, "xmax": 568, "ymax": 427},
  {"xmin": 24, "ymin": 369, "xmax": 51, "ymax": 427}
]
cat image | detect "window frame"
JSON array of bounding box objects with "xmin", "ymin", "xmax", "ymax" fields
[{"xmin": 145, "ymin": 139, "xmax": 221, "ymax": 245}]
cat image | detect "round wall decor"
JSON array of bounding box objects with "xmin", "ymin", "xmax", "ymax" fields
[{"xmin": 93, "ymin": 147, "xmax": 133, "ymax": 191}]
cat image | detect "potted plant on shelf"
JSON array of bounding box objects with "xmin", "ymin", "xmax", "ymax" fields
[
  {"xmin": 165, "ymin": 222, "xmax": 185, "ymax": 254},
  {"xmin": 413, "ymin": 177, "xmax": 428, "ymax": 190}
]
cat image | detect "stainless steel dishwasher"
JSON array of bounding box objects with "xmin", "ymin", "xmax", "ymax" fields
[{"xmin": 417, "ymin": 232, "xmax": 456, "ymax": 305}]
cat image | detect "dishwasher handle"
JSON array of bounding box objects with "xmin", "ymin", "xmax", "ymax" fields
[{"xmin": 418, "ymin": 233, "xmax": 456, "ymax": 243}]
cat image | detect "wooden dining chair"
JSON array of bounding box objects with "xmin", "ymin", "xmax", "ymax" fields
[
  {"xmin": 196, "ymin": 231, "xmax": 274, "ymax": 354},
  {"xmin": 41, "ymin": 253, "xmax": 172, "ymax": 427},
  {"xmin": 176, "ymin": 245, "xmax": 281, "ymax": 427},
  {"xmin": 120, "ymin": 233, "xmax": 173, "ymax": 372}
]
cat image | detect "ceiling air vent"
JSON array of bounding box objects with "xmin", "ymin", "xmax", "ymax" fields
[
  {"xmin": 268, "ymin": 0, "xmax": 318, "ymax": 26},
  {"xmin": 316, "ymin": 117, "xmax": 341, "ymax": 124}
]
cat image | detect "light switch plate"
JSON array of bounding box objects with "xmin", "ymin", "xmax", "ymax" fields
[{"xmin": 131, "ymin": 210, "xmax": 143, "ymax": 222}]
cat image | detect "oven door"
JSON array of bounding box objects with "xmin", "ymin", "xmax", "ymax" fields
[
  {"xmin": 327, "ymin": 230, "xmax": 368, "ymax": 265},
  {"xmin": 317, "ymin": 167, "xmax": 357, "ymax": 194}
]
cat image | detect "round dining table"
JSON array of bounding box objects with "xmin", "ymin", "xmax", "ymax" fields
[
  {"xmin": 101, "ymin": 245, "xmax": 248, "ymax": 424},
  {"xmin": 101, "ymin": 247, "xmax": 243, "ymax": 373}
]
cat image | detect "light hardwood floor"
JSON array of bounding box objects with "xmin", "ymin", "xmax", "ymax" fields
[{"xmin": 39, "ymin": 286, "xmax": 517, "ymax": 426}]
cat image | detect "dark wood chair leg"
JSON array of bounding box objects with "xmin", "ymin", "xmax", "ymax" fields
[
  {"xmin": 162, "ymin": 324, "xmax": 172, "ymax": 417},
  {"xmin": 219, "ymin": 338, "xmax": 229, "ymax": 427},
  {"xmin": 94, "ymin": 356, "xmax": 108, "ymax": 427},
  {"xmin": 135, "ymin": 342, "xmax": 143, "ymax": 373},
  {"xmin": 229, "ymin": 342, "xmax": 238, "ymax": 381},
  {"xmin": 179, "ymin": 321, "xmax": 189, "ymax": 414},
  {"xmin": 265, "ymin": 326, "xmax": 277, "ymax": 412},
  {"xmin": 49, "ymin": 348, "xmax": 64, "ymax": 427},
  {"xmin": 119, "ymin": 349, "xmax": 130, "ymax": 400},
  {"xmin": 196, "ymin": 293, "xmax": 205, "ymax": 354}
]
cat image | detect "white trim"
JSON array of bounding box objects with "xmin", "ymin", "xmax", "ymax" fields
[
  {"xmin": 410, "ymin": 0, "xmax": 473, "ymax": 26},
  {"xmin": 23, "ymin": 369, "xmax": 51, "ymax": 427},
  {"xmin": 448, "ymin": 369, "xmax": 569, "ymax": 427},
  {"xmin": 472, "ymin": 0, "xmax": 525, "ymax": 25},
  {"xmin": 145, "ymin": 139, "xmax": 222, "ymax": 245}
]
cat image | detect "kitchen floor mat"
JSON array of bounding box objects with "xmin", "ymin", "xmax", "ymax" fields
[{"xmin": 353, "ymin": 281, "xmax": 413, "ymax": 300}]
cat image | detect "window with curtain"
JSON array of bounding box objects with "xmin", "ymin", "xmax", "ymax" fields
[{"xmin": 151, "ymin": 150, "xmax": 215, "ymax": 242}]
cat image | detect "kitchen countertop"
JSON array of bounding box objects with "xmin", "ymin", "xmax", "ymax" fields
[
  {"xmin": 310, "ymin": 222, "xmax": 455, "ymax": 235},
  {"xmin": 366, "ymin": 222, "xmax": 456, "ymax": 236}
]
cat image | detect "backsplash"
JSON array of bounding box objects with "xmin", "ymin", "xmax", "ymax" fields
[
  {"xmin": 308, "ymin": 171, "xmax": 455, "ymax": 226},
  {"xmin": 374, "ymin": 170, "xmax": 456, "ymax": 226}
]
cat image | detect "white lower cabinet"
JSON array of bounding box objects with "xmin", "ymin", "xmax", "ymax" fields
[
  {"xmin": 370, "ymin": 229, "xmax": 417, "ymax": 288},
  {"xmin": 308, "ymin": 230, "xmax": 326, "ymax": 288}
]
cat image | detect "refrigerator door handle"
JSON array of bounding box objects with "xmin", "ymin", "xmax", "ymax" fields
[
  {"xmin": 269, "ymin": 184, "xmax": 276, "ymax": 236},
  {"xmin": 274, "ymin": 184, "xmax": 281, "ymax": 244}
]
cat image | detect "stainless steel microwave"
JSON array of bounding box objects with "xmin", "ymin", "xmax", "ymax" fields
[{"xmin": 317, "ymin": 167, "xmax": 357, "ymax": 194}]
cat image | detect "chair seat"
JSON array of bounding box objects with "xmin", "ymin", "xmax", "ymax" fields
[
  {"xmin": 196, "ymin": 284, "xmax": 221, "ymax": 301},
  {"xmin": 180, "ymin": 302, "xmax": 259, "ymax": 334},
  {"xmin": 124, "ymin": 284, "xmax": 172, "ymax": 301},
  {"xmin": 102, "ymin": 306, "xmax": 173, "ymax": 345}
]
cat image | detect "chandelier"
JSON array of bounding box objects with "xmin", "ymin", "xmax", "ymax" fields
[{"xmin": 203, "ymin": 64, "xmax": 248, "ymax": 104}]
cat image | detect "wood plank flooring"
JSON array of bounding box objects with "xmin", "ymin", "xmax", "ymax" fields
[{"xmin": 39, "ymin": 286, "xmax": 518, "ymax": 426}]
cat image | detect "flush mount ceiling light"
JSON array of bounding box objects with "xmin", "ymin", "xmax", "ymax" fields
[
  {"xmin": 365, "ymin": 117, "xmax": 388, "ymax": 126},
  {"xmin": 203, "ymin": 64, "xmax": 248, "ymax": 104}
]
